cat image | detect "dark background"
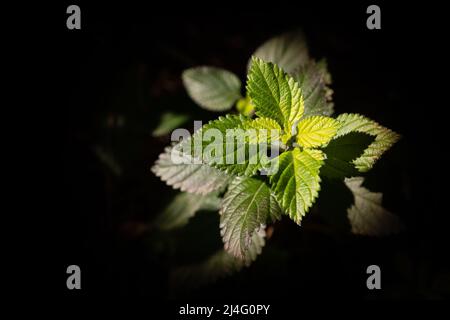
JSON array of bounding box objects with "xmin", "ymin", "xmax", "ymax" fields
[{"xmin": 46, "ymin": 2, "xmax": 448, "ymax": 302}]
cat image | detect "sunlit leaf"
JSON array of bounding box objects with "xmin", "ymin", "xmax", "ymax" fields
[
  {"xmin": 247, "ymin": 57, "xmax": 304, "ymax": 131},
  {"xmin": 336, "ymin": 113, "xmax": 400, "ymax": 172},
  {"xmin": 296, "ymin": 116, "xmax": 339, "ymax": 148},
  {"xmin": 270, "ymin": 148, "xmax": 324, "ymax": 224}
]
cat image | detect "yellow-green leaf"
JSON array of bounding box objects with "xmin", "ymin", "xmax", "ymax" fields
[
  {"xmin": 296, "ymin": 116, "xmax": 339, "ymax": 148},
  {"xmin": 247, "ymin": 57, "xmax": 304, "ymax": 132},
  {"xmin": 269, "ymin": 148, "xmax": 325, "ymax": 224},
  {"xmin": 335, "ymin": 113, "xmax": 400, "ymax": 172}
]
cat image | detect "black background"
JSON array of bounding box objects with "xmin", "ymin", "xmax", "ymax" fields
[{"xmin": 38, "ymin": 1, "xmax": 448, "ymax": 306}]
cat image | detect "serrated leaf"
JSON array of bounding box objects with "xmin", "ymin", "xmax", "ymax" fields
[
  {"xmin": 152, "ymin": 112, "xmax": 189, "ymax": 137},
  {"xmin": 248, "ymin": 30, "xmax": 309, "ymax": 75},
  {"xmin": 247, "ymin": 57, "xmax": 304, "ymax": 131},
  {"xmin": 293, "ymin": 59, "xmax": 334, "ymax": 117},
  {"xmin": 151, "ymin": 146, "xmax": 233, "ymax": 195},
  {"xmin": 321, "ymin": 132, "xmax": 375, "ymax": 179},
  {"xmin": 220, "ymin": 177, "xmax": 281, "ymax": 263},
  {"xmin": 155, "ymin": 192, "xmax": 221, "ymax": 230},
  {"xmin": 242, "ymin": 117, "xmax": 284, "ymax": 143},
  {"xmin": 181, "ymin": 114, "xmax": 276, "ymax": 176},
  {"xmin": 296, "ymin": 116, "xmax": 339, "ymax": 148},
  {"xmin": 182, "ymin": 66, "xmax": 242, "ymax": 111},
  {"xmin": 270, "ymin": 148, "xmax": 324, "ymax": 224},
  {"xmin": 335, "ymin": 113, "xmax": 400, "ymax": 172},
  {"xmin": 345, "ymin": 177, "xmax": 404, "ymax": 236}
]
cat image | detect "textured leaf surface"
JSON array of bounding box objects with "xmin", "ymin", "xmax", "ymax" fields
[
  {"xmin": 182, "ymin": 114, "xmax": 274, "ymax": 176},
  {"xmin": 182, "ymin": 67, "xmax": 242, "ymax": 111},
  {"xmin": 335, "ymin": 113, "xmax": 400, "ymax": 172},
  {"xmin": 345, "ymin": 177, "xmax": 403, "ymax": 236},
  {"xmin": 155, "ymin": 192, "xmax": 221, "ymax": 230},
  {"xmin": 270, "ymin": 148, "xmax": 324, "ymax": 224},
  {"xmin": 321, "ymin": 132, "xmax": 375, "ymax": 179},
  {"xmin": 220, "ymin": 177, "xmax": 281, "ymax": 263},
  {"xmin": 296, "ymin": 116, "xmax": 339, "ymax": 148},
  {"xmin": 293, "ymin": 60, "xmax": 334, "ymax": 117},
  {"xmin": 249, "ymin": 30, "xmax": 309, "ymax": 74},
  {"xmin": 151, "ymin": 147, "xmax": 232, "ymax": 195},
  {"xmin": 247, "ymin": 57, "xmax": 304, "ymax": 131}
]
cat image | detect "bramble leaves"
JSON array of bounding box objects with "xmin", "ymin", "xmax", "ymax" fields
[
  {"xmin": 247, "ymin": 57, "xmax": 304, "ymax": 131},
  {"xmin": 345, "ymin": 177, "xmax": 403, "ymax": 236},
  {"xmin": 153, "ymin": 33, "xmax": 402, "ymax": 273},
  {"xmin": 270, "ymin": 148, "xmax": 325, "ymax": 224},
  {"xmin": 335, "ymin": 113, "xmax": 400, "ymax": 172},
  {"xmin": 182, "ymin": 67, "xmax": 242, "ymax": 111},
  {"xmin": 220, "ymin": 177, "xmax": 281, "ymax": 263},
  {"xmin": 296, "ymin": 116, "xmax": 340, "ymax": 148}
]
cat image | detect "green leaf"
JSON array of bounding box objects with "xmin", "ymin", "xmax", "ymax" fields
[
  {"xmin": 321, "ymin": 132, "xmax": 375, "ymax": 179},
  {"xmin": 270, "ymin": 148, "xmax": 324, "ymax": 224},
  {"xmin": 155, "ymin": 192, "xmax": 221, "ymax": 230},
  {"xmin": 293, "ymin": 59, "xmax": 334, "ymax": 117},
  {"xmin": 151, "ymin": 146, "xmax": 233, "ymax": 195},
  {"xmin": 243, "ymin": 117, "xmax": 282, "ymax": 131},
  {"xmin": 296, "ymin": 116, "xmax": 339, "ymax": 148},
  {"xmin": 182, "ymin": 66, "xmax": 242, "ymax": 111},
  {"xmin": 345, "ymin": 177, "xmax": 404, "ymax": 236},
  {"xmin": 181, "ymin": 114, "xmax": 275, "ymax": 176},
  {"xmin": 242, "ymin": 117, "xmax": 284, "ymax": 143},
  {"xmin": 249, "ymin": 30, "xmax": 309, "ymax": 75},
  {"xmin": 152, "ymin": 112, "xmax": 189, "ymax": 137},
  {"xmin": 247, "ymin": 57, "xmax": 304, "ymax": 131},
  {"xmin": 335, "ymin": 113, "xmax": 400, "ymax": 172},
  {"xmin": 220, "ymin": 177, "xmax": 281, "ymax": 263}
]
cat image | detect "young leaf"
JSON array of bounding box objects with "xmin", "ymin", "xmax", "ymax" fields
[
  {"xmin": 181, "ymin": 114, "xmax": 276, "ymax": 176},
  {"xmin": 152, "ymin": 112, "xmax": 189, "ymax": 137},
  {"xmin": 236, "ymin": 96, "xmax": 255, "ymax": 116},
  {"xmin": 249, "ymin": 30, "xmax": 310, "ymax": 75},
  {"xmin": 296, "ymin": 116, "xmax": 339, "ymax": 148},
  {"xmin": 220, "ymin": 177, "xmax": 281, "ymax": 263},
  {"xmin": 247, "ymin": 57, "xmax": 305, "ymax": 131},
  {"xmin": 321, "ymin": 132, "xmax": 375, "ymax": 179},
  {"xmin": 182, "ymin": 66, "xmax": 242, "ymax": 111},
  {"xmin": 155, "ymin": 192, "xmax": 221, "ymax": 230},
  {"xmin": 345, "ymin": 177, "xmax": 404, "ymax": 236},
  {"xmin": 335, "ymin": 113, "xmax": 400, "ymax": 172},
  {"xmin": 270, "ymin": 148, "xmax": 325, "ymax": 224},
  {"xmin": 151, "ymin": 146, "xmax": 233, "ymax": 195},
  {"xmin": 293, "ymin": 60, "xmax": 334, "ymax": 117}
]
